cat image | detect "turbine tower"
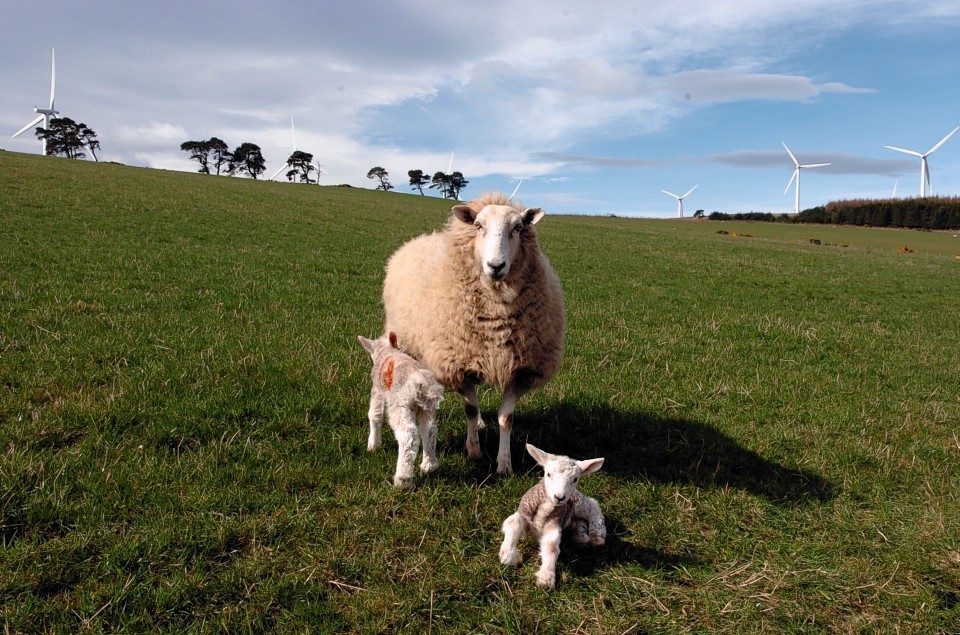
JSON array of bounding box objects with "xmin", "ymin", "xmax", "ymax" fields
[
  {"xmin": 270, "ymin": 116, "xmax": 297, "ymax": 181},
  {"xmin": 12, "ymin": 48, "xmax": 59, "ymax": 155},
  {"xmin": 782, "ymin": 142, "xmax": 830, "ymax": 214},
  {"xmin": 884, "ymin": 126, "xmax": 959, "ymax": 198},
  {"xmin": 660, "ymin": 184, "xmax": 698, "ymax": 218}
]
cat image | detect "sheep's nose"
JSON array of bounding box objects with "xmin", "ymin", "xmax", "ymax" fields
[
  {"xmin": 488, "ymin": 261, "xmax": 506, "ymax": 276},
  {"xmin": 553, "ymin": 494, "xmax": 565, "ymax": 504}
]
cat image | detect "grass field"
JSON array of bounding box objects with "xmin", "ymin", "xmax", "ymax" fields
[{"xmin": 2, "ymin": 151, "xmax": 959, "ymax": 633}]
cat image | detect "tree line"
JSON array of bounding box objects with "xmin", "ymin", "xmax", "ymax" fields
[
  {"xmin": 29, "ymin": 117, "xmax": 101, "ymax": 160},
  {"xmin": 708, "ymin": 198, "xmax": 960, "ymax": 230}
]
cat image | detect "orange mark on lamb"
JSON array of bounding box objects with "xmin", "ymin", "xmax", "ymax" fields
[{"xmin": 380, "ymin": 357, "xmax": 395, "ymax": 390}]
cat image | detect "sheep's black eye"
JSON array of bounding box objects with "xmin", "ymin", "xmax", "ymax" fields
[
  {"xmin": 573, "ymin": 477, "xmax": 578, "ymax": 483},
  {"xmin": 546, "ymin": 472, "xmax": 552, "ymax": 478},
  {"xmin": 475, "ymin": 223, "xmax": 484, "ymax": 234},
  {"xmin": 513, "ymin": 224, "xmax": 522, "ymax": 234}
]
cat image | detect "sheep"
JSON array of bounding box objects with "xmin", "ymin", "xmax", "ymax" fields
[
  {"xmin": 499, "ymin": 444, "xmax": 606, "ymax": 589},
  {"xmin": 358, "ymin": 332, "xmax": 445, "ymax": 489},
  {"xmin": 382, "ymin": 192, "xmax": 565, "ymax": 474}
]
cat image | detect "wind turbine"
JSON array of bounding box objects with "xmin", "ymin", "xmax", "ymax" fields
[
  {"xmin": 446, "ymin": 149, "xmax": 461, "ymax": 200},
  {"xmin": 884, "ymin": 126, "xmax": 959, "ymax": 198},
  {"xmin": 12, "ymin": 48, "xmax": 59, "ymax": 155},
  {"xmin": 508, "ymin": 177, "xmax": 524, "ymax": 201},
  {"xmin": 270, "ymin": 116, "xmax": 297, "ymax": 181},
  {"xmin": 660, "ymin": 184, "xmax": 698, "ymax": 218},
  {"xmin": 782, "ymin": 142, "xmax": 830, "ymax": 214}
]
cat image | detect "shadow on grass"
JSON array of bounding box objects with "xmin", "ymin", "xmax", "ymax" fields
[{"xmin": 444, "ymin": 402, "xmax": 837, "ymax": 506}]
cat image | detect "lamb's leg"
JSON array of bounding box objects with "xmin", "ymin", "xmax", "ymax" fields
[
  {"xmin": 417, "ymin": 407, "xmax": 439, "ymax": 474},
  {"xmin": 458, "ymin": 382, "xmax": 483, "ymax": 460},
  {"xmin": 570, "ymin": 495, "xmax": 606, "ymax": 547},
  {"xmin": 499, "ymin": 512, "xmax": 526, "ymax": 566},
  {"xmin": 367, "ymin": 387, "xmax": 385, "ymax": 451},
  {"xmin": 535, "ymin": 524, "xmax": 562, "ymax": 589},
  {"xmin": 388, "ymin": 404, "xmax": 420, "ymax": 489}
]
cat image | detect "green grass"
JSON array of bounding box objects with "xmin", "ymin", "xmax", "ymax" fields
[{"xmin": 2, "ymin": 151, "xmax": 959, "ymax": 633}]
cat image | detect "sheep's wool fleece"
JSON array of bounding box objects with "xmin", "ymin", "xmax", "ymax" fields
[
  {"xmin": 517, "ymin": 481, "xmax": 578, "ymax": 531},
  {"xmin": 368, "ymin": 344, "xmax": 443, "ymax": 409},
  {"xmin": 382, "ymin": 195, "xmax": 565, "ymax": 391}
]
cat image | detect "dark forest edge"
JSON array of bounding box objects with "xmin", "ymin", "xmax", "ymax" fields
[{"xmin": 708, "ymin": 197, "xmax": 960, "ymax": 230}]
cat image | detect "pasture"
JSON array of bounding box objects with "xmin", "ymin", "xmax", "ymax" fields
[{"xmin": 1, "ymin": 151, "xmax": 959, "ymax": 633}]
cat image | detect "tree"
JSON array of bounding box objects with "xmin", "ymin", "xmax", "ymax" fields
[
  {"xmin": 228, "ymin": 143, "xmax": 266, "ymax": 179},
  {"xmin": 408, "ymin": 169, "xmax": 429, "ymax": 195},
  {"xmin": 77, "ymin": 123, "xmax": 100, "ymax": 162},
  {"xmin": 693, "ymin": 209, "xmax": 705, "ymax": 219},
  {"xmin": 180, "ymin": 140, "xmax": 213, "ymax": 174},
  {"xmin": 448, "ymin": 171, "xmax": 468, "ymax": 200},
  {"xmin": 284, "ymin": 150, "xmax": 317, "ymax": 183},
  {"xmin": 209, "ymin": 137, "xmax": 231, "ymax": 175},
  {"xmin": 429, "ymin": 171, "xmax": 450, "ymax": 198},
  {"xmin": 367, "ymin": 166, "xmax": 393, "ymax": 191},
  {"xmin": 36, "ymin": 117, "xmax": 95, "ymax": 159}
]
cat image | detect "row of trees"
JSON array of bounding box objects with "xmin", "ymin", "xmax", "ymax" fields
[
  {"xmin": 180, "ymin": 138, "xmax": 314, "ymax": 181},
  {"xmin": 32, "ymin": 117, "xmax": 101, "ymax": 160},
  {"xmin": 708, "ymin": 198, "xmax": 960, "ymax": 230},
  {"xmin": 366, "ymin": 168, "xmax": 470, "ymax": 199}
]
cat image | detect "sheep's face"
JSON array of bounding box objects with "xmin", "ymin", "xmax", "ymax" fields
[
  {"xmin": 526, "ymin": 444, "xmax": 604, "ymax": 507},
  {"xmin": 453, "ymin": 204, "xmax": 544, "ymax": 281}
]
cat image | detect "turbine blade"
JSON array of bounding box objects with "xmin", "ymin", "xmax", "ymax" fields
[
  {"xmin": 800, "ymin": 163, "xmax": 831, "ymax": 169},
  {"xmin": 12, "ymin": 115, "xmax": 44, "ymax": 138},
  {"xmin": 784, "ymin": 169, "xmax": 798, "ymax": 194},
  {"xmin": 270, "ymin": 164, "xmax": 287, "ymax": 180},
  {"xmin": 884, "ymin": 145, "xmax": 923, "ymax": 157},
  {"xmin": 290, "ymin": 116, "xmax": 296, "ymax": 151},
  {"xmin": 926, "ymin": 126, "xmax": 959, "ymax": 155},
  {"xmin": 447, "ymin": 150, "xmax": 455, "ymax": 174},
  {"xmin": 508, "ymin": 177, "xmax": 524, "ymax": 201},
  {"xmin": 49, "ymin": 48, "xmax": 56, "ymax": 109},
  {"xmin": 661, "ymin": 189, "xmax": 680, "ymax": 199},
  {"xmin": 782, "ymin": 141, "xmax": 799, "ymax": 166},
  {"xmin": 681, "ymin": 184, "xmax": 698, "ymax": 198}
]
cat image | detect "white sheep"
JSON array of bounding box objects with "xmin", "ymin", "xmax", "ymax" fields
[
  {"xmin": 358, "ymin": 332, "xmax": 445, "ymax": 489},
  {"xmin": 382, "ymin": 192, "xmax": 565, "ymax": 474},
  {"xmin": 499, "ymin": 444, "xmax": 606, "ymax": 589}
]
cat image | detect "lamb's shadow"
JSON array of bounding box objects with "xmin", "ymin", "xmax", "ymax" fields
[{"xmin": 456, "ymin": 402, "xmax": 836, "ymax": 505}]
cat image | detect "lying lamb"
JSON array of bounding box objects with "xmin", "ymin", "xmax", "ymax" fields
[
  {"xmin": 358, "ymin": 332, "xmax": 445, "ymax": 489},
  {"xmin": 499, "ymin": 444, "xmax": 606, "ymax": 589}
]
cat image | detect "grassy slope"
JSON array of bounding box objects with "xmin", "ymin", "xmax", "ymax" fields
[{"xmin": 1, "ymin": 151, "xmax": 959, "ymax": 633}]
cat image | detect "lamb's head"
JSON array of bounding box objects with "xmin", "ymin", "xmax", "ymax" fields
[
  {"xmin": 452, "ymin": 199, "xmax": 544, "ymax": 281},
  {"xmin": 526, "ymin": 443, "xmax": 603, "ymax": 506},
  {"xmin": 358, "ymin": 332, "xmax": 399, "ymax": 359}
]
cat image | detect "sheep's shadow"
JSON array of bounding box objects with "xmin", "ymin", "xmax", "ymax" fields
[{"xmin": 449, "ymin": 402, "xmax": 836, "ymax": 505}]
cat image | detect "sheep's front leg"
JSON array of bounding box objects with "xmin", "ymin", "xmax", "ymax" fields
[
  {"xmin": 499, "ymin": 512, "xmax": 526, "ymax": 566},
  {"xmin": 496, "ymin": 375, "xmax": 535, "ymax": 474},
  {"xmin": 367, "ymin": 387, "xmax": 385, "ymax": 451},
  {"xmin": 535, "ymin": 523, "xmax": 562, "ymax": 589},
  {"xmin": 388, "ymin": 404, "xmax": 420, "ymax": 489},
  {"xmin": 417, "ymin": 407, "xmax": 439, "ymax": 474},
  {"xmin": 458, "ymin": 383, "xmax": 483, "ymax": 460}
]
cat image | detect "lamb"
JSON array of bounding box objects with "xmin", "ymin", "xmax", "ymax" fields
[
  {"xmin": 358, "ymin": 332, "xmax": 445, "ymax": 489},
  {"xmin": 499, "ymin": 444, "xmax": 606, "ymax": 589},
  {"xmin": 382, "ymin": 192, "xmax": 565, "ymax": 474}
]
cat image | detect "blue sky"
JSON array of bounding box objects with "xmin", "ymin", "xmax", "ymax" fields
[{"xmin": 3, "ymin": 1, "xmax": 960, "ymax": 217}]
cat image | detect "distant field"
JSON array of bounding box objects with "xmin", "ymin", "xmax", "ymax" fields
[{"xmin": 2, "ymin": 151, "xmax": 959, "ymax": 633}]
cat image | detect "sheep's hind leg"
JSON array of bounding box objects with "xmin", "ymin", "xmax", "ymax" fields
[
  {"xmin": 417, "ymin": 407, "xmax": 439, "ymax": 474},
  {"xmin": 458, "ymin": 382, "xmax": 483, "ymax": 460},
  {"xmin": 367, "ymin": 388, "xmax": 385, "ymax": 451},
  {"xmin": 389, "ymin": 404, "xmax": 420, "ymax": 489}
]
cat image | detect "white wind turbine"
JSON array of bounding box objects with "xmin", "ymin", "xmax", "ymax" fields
[
  {"xmin": 12, "ymin": 48, "xmax": 59, "ymax": 155},
  {"xmin": 660, "ymin": 184, "xmax": 698, "ymax": 218},
  {"xmin": 508, "ymin": 177, "xmax": 524, "ymax": 201},
  {"xmin": 270, "ymin": 116, "xmax": 297, "ymax": 181},
  {"xmin": 884, "ymin": 126, "xmax": 959, "ymax": 198},
  {"xmin": 782, "ymin": 142, "xmax": 830, "ymax": 214}
]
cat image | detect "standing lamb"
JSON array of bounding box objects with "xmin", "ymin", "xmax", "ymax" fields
[
  {"xmin": 382, "ymin": 192, "xmax": 565, "ymax": 474},
  {"xmin": 358, "ymin": 332, "xmax": 445, "ymax": 489},
  {"xmin": 499, "ymin": 444, "xmax": 606, "ymax": 589}
]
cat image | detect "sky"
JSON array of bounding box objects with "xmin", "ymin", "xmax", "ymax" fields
[{"xmin": 3, "ymin": 1, "xmax": 960, "ymax": 217}]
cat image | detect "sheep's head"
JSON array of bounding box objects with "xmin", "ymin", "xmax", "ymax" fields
[
  {"xmin": 526, "ymin": 443, "xmax": 603, "ymax": 506},
  {"xmin": 358, "ymin": 332, "xmax": 399, "ymax": 358},
  {"xmin": 452, "ymin": 201, "xmax": 543, "ymax": 281}
]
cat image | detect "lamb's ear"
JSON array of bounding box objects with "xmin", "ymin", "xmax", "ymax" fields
[
  {"xmin": 388, "ymin": 332, "xmax": 398, "ymax": 348},
  {"xmin": 452, "ymin": 204, "xmax": 478, "ymax": 224},
  {"xmin": 358, "ymin": 335, "xmax": 375, "ymax": 355},
  {"xmin": 525, "ymin": 443, "xmax": 552, "ymax": 466},
  {"xmin": 577, "ymin": 457, "xmax": 604, "ymax": 476},
  {"xmin": 522, "ymin": 208, "xmax": 544, "ymax": 225}
]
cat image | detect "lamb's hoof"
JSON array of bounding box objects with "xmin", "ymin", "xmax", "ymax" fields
[
  {"xmin": 496, "ymin": 460, "xmax": 513, "ymax": 475},
  {"xmin": 499, "ymin": 546, "xmax": 521, "ymax": 566},
  {"xmin": 393, "ymin": 475, "xmax": 414, "ymax": 490},
  {"xmin": 465, "ymin": 442, "xmax": 482, "ymax": 460},
  {"xmin": 420, "ymin": 459, "xmax": 439, "ymax": 474},
  {"xmin": 535, "ymin": 570, "xmax": 556, "ymax": 589}
]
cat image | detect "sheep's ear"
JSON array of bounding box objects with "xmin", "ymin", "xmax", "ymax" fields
[
  {"xmin": 522, "ymin": 208, "xmax": 544, "ymax": 225},
  {"xmin": 452, "ymin": 204, "xmax": 478, "ymax": 224},
  {"xmin": 525, "ymin": 443, "xmax": 551, "ymax": 466},
  {"xmin": 358, "ymin": 336, "xmax": 375, "ymax": 355},
  {"xmin": 388, "ymin": 332, "xmax": 398, "ymax": 348},
  {"xmin": 577, "ymin": 457, "xmax": 604, "ymax": 476}
]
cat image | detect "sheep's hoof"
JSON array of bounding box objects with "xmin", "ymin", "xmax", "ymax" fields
[
  {"xmin": 393, "ymin": 475, "xmax": 415, "ymax": 490},
  {"xmin": 535, "ymin": 570, "xmax": 556, "ymax": 589},
  {"xmin": 499, "ymin": 546, "xmax": 521, "ymax": 566},
  {"xmin": 420, "ymin": 459, "xmax": 439, "ymax": 474}
]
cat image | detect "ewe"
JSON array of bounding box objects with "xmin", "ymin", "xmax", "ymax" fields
[
  {"xmin": 358, "ymin": 332, "xmax": 445, "ymax": 489},
  {"xmin": 383, "ymin": 193, "xmax": 565, "ymax": 474},
  {"xmin": 499, "ymin": 444, "xmax": 606, "ymax": 589}
]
